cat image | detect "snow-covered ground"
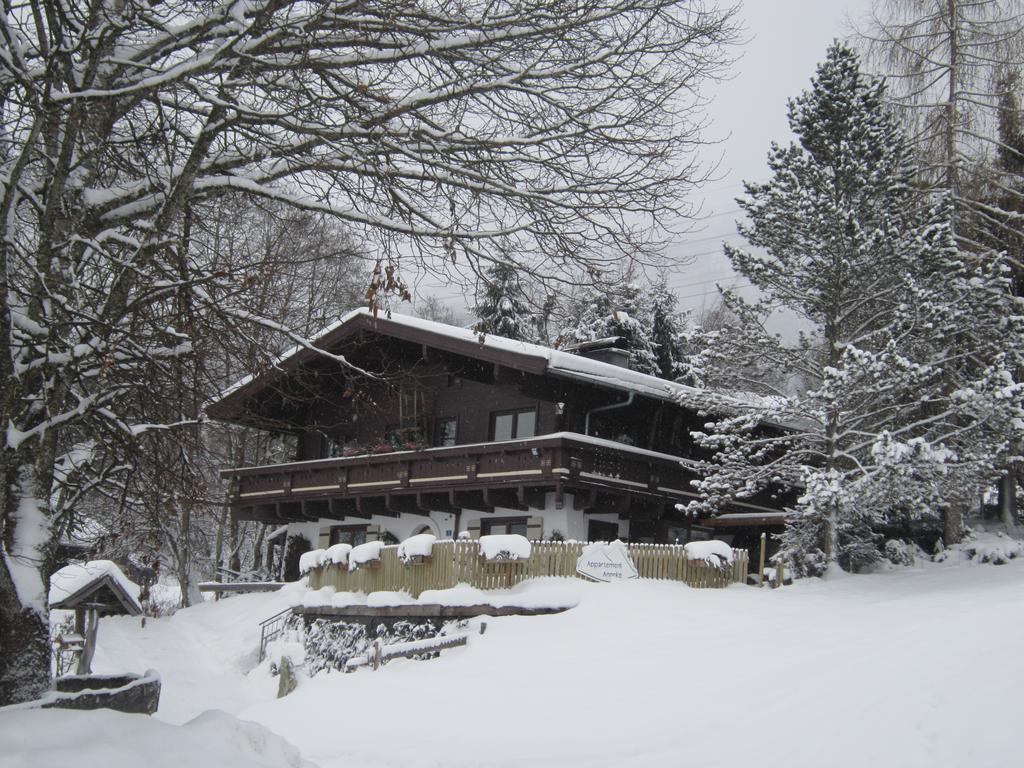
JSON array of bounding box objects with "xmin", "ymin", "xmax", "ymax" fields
[{"xmin": 7, "ymin": 553, "xmax": 1024, "ymax": 768}]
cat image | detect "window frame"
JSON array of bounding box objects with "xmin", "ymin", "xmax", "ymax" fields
[
  {"xmin": 329, "ymin": 525, "xmax": 368, "ymax": 547},
  {"xmin": 489, "ymin": 406, "xmax": 539, "ymax": 442},
  {"xmin": 479, "ymin": 516, "xmax": 530, "ymax": 537},
  {"xmin": 434, "ymin": 415, "xmax": 458, "ymax": 447}
]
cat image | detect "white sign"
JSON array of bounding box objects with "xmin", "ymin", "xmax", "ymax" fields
[{"xmin": 576, "ymin": 540, "xmax": 639, "ymax": 582}]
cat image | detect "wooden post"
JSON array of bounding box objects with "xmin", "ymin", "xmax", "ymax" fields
[
  {"xmin": 371, "ymin": 638, "xmax": 382, "ymax": 671},
  {"xmin": 775, "ymin": 558, "xmax": 784, "ymax": 588},
  {"xmin": 758, "ymin": 532, "xmax": 767, "ymax": 588},
  {"xmin": 77, "ymin": 607, "xmax": 99, "ymax": 674}
]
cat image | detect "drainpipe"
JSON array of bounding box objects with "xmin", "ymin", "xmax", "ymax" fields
[{"xmin": 584, "ymin": 391, "xmax": 635, "ymax": 436}]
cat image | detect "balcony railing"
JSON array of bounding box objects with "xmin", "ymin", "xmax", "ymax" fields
[{"xmin": 223, "ymin": 431, "xmax": 700, "ymax": 510}]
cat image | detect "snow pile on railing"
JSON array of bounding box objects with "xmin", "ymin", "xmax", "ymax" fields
[
  {"xmin": 397, "ymin": 533, "xmax": 436, "ymax": 563},
  {"xmin": 683, "ymin": 540, "xmax": 734, "ymax": 568},
  {"xmin": 324, "ymin": 543, "xmax": 352, "ymax": 566},
  {"xmin": 478, "ymin": 534, "xmax": 531, "ymax": 561},
  {"xmin": 348, "ymin": 541, "xmax": 385, "ymax": 571},
  {"xmin": 298, "ymin": 549, "xmax": 325, "ymax": 575}
]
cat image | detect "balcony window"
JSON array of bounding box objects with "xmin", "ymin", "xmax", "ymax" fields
[
  {"xmin": 435, "ymin": 417, "xmax": 458, "ymax": 447},
  {"xmin": 490, "ymin": 408, "xmax": 537, "ymax": 442}
]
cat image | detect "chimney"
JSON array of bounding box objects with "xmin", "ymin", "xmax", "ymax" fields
[{"xmin": 563, "ymin": 337, "xmax": 631, "ymax": 368}]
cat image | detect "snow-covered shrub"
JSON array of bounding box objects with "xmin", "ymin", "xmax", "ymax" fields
[
  {"xmin": 299, "ymin": 618, "xmax": 466, "ymax": 675},
  {"xmin": 303, "ymin": 618, "xmax": 369, "ymax": 676},
  {"xmin": 778, "ymin": 513, "xmax": 828, "ymax": 578},
  {"xmin": 882, "ymin": 539, "xmax": 928, "ymax": 567},
  {"xmin": 935, "ymin": 531, "xmax": 1024, "ymax": 565}
]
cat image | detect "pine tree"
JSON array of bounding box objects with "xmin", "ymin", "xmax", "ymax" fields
[
  {"xmin": 687, "ymin": 43, "xmax": 1024, "ymax": 573},
  {"xmin": 474, "ymin": 262, "xmax": 537, "ymax": 342}
]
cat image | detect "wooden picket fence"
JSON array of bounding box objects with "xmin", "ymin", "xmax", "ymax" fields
[{"xmin": 306, "ymin": 540, "xmax": 749, "ymax": 597}]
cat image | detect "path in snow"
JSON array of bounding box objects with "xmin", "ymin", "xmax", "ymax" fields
[{"xmin": 93, "ymin": 586, "xmax": 297, "ymax": 724}]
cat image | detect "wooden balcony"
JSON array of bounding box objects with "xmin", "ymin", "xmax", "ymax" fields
[{"xmin": 222, "ymin": 432, "xmax": 702, "ymax": 523}]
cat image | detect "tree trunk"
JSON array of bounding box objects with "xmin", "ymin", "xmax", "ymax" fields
[
  {"xmin": 214, "ymin": 502, "xmax": 228, "ymax": 575},
  {"xmin": 999, "ymin": 468, "xmax": 1017, "ymax": 527},
  {"xmin": 944, "ymin": 496, "xmax": 965, "ymax": 545},
  {"xmin": 252, "ymin": 524, "xmax": 266, "ymax": 573},
  {"xmin": 0, "ymin": 557, "xmax": 51, "ymax": 705},
  {"xmin": 0, "ymin": 464, "xmax": 55, "ymax": 705},
  {"xmin": 228, "ymin": 514, "xmax": 241, "ymax": 574}
]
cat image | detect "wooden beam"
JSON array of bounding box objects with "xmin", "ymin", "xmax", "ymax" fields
[
  {"xmin": 483, "ymin": 487, "xmax": 525, "ymax": 511},
  {"xmin": 452, "ymin": 489, "xmax": 492, "ymax": 513},
  {"xmin": 386, "ymin": 493, "xmax": 428, "ymax": 516},
  {"xmin": 356, "ymin": 495, "xmax": 396, "ymax": 517},
  {"xmin": 330, "ymin": 498, "xmax": 359, "ymax": 518},
  {"xmin": 418, "ymin": 491, "xmax": 457, "ymax": 513}
]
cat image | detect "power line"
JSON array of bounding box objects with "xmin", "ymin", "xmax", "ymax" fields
[
  {"xmin": 677, "ymin": 230, "xmax": 745, "ymax": 248},
  {"xmin": 675, "ymin": 281, "xmax": 756, "ymax": 302}
]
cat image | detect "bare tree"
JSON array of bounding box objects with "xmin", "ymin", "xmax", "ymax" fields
[
  {"xmin": 414, "ymin": 296, "xmax": 463, "ymax": 327},
  {"xmin": 855, "ymin": 1, "xmax": 1024, "ymax": 241},
  {"xmin": 0, "ymin": 0, "xmax": 739, "ymax": 704}
]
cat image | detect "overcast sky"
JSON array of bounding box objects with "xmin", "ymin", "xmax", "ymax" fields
[
  {"xmin": 417, "ymin": 0, "xmax": 874, "ymax": 321},
  {"xmin": 668, "ymin": 0, "xmax": 872, "ymax": 315}
]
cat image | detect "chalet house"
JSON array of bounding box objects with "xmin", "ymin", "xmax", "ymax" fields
[{"xmin": 207, "ymin": 309, "xmax": 789, "ymax": 559}]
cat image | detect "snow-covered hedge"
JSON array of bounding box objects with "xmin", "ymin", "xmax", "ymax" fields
[{"xmin": 478, "ymin": 534, "xmax": 531, "ymax": 561}]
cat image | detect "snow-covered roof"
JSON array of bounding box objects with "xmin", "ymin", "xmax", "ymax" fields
[
  {"xmin": 49, "ymin": 560, "xmax": 143, "ymax": 615},
  {"xmin": 208, "ymin": 307, "xmax": 719, "ymax": 418}
]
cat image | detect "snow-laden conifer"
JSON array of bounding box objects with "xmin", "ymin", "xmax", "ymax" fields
[
  {"xmin": 474, "ymin": 262, "xmax": 538, "ymax": 342},
  {"xmin": 686, "ymin": 43, "xmax": 1024, "ymax": 574},
  {"xmin": 555, "ymin": 283, "xmax": 661, "ymax": 377}
]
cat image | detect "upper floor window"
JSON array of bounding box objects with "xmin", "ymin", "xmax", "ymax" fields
[{"xmin": 491, "ymin": 408, "xmax": 537, "ymax": 442}]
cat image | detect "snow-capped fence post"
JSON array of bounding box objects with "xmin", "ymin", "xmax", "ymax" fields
[
  {"xmin": 302, "ymin": 537, "xmax": 749, "ymax": 600},
  {"xmin": 758, "ymin": 533, "xmax": 767, "ymax": 588}
]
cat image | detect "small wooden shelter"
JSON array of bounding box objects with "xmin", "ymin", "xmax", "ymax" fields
[{"xmin": 50, "ymin": 561, "xmax": 142, "ymax": 675}]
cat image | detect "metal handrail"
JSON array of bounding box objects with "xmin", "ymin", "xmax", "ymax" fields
[{"xmin": 258, "ymin": 606, "xmax": 295, "ymax": 662}]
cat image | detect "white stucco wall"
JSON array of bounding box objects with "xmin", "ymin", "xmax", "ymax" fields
[{"xmin": 296, "ymin": 491, "xmax": 631, "ymax": 544}]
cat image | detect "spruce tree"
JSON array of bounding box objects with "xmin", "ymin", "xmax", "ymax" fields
[
  {"xmin": 687, "ymin": 42, "xmax": 1024, "ymax": 573},
  {"xmin": 474, "ymin": 262, "xmax": 537, "ymax": 342},
  {"xmin": 647, "ymin": 275, "xmax": 691, "ymax": 381},
  {"xmin": 555, "ymin": 282, "xmax": 660, "ymax": 376}
]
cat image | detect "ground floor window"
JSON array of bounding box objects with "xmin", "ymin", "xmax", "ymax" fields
[
  {"xmin": 480, "ymin": 517, "xmax": 529, "ymax": 537},
  {"xmin": 329, "ymin": 525, "xmax": 367, "ymax": 547},
  {"xmin": 587, "ymin": 519, "xmax": 619, "ymax": 542}
]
